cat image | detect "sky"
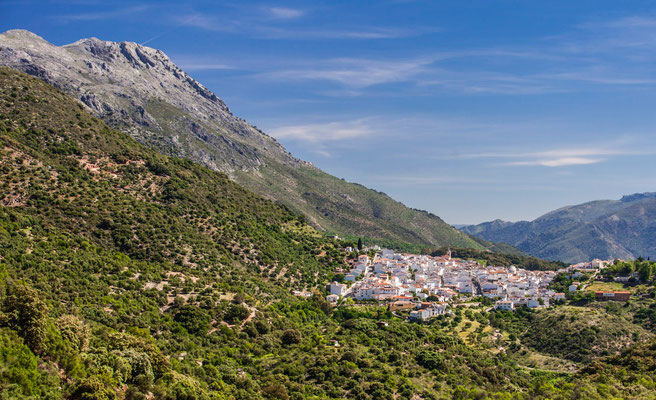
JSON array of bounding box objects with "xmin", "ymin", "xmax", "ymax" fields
[{"xmin": 2, "ymin": 0, "xmax": 656, "ymax": 224}]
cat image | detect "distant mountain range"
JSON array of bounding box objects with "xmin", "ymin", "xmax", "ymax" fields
[
  {"xmin": 462, "ymin": 193, "xmax": 656, "ymax": 263},
  {"xmin": 0, "ymin": 29, "xmax": 495, "ymax": 251}
]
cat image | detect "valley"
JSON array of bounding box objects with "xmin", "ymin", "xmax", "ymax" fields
[{"xmin": 1, "ymin": 19, "xmax": 656, "ymax": 400}]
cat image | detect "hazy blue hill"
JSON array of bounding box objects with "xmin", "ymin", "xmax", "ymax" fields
[{"xmin": 462, "ymin": 194, "xmax": 656, "ymax": 262}]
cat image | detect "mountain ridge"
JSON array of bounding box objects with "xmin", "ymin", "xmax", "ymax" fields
[
  {"xmin": 0, "ymin": 29, "xmax": 492, "ymax": 251},
  {"xmin": 462, "ymin": 192, "xmax": 656, "ymax": 262}
]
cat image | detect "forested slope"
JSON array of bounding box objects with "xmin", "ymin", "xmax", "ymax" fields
[{"xmin": 3, "ymin": 67, "xmax": 656, "ymax": 400}]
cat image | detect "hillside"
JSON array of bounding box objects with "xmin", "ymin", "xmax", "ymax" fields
[
  {"xmin": 0, "ymin": 65, "xmax": 637, "ymax": 400},
  {"xmin": 0, "ymin": 66, "xmax": 497, "ymax": 399},
  {"xmin": 521, "ymin": 306, "xmax": 652, "ymax": 362},
  {"xmin": 462, "ymin": 193, "xmax": 656, "ymax": 263},
  {"xmin": 0, "ymin": 29, "xmax": 488, "ymax": 251}
]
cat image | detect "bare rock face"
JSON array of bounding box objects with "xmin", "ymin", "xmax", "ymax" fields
[{"xmin": 0, "ymin": 29, "xmax": 304, "ymax": 173}]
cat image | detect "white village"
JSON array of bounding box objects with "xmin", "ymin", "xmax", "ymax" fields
[{"xmin": 324, "ymin": 248, "xmax": 612, "ymax": 321}]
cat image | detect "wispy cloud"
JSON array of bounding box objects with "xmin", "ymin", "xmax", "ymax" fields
[
  {"xmin": 170, "ymin": 4, "xmax": 434, "ymax": 40},
  {"xmin": 267, "ymin": 7, "xmax": 304, "ymax": 20},
  {"xmin": 457, "ymin": 145, "xmax": 656, "ymax": 168},
  {"xmin": 505, "ymin": 157, "xmax": 603, "ymax": 167},
  {"xmin": 244, "ymin": 14, "xmax": 656, "ymax": 95},
  {"xmin": 56, "ymin": 5, "xmax": 151, "ymax": 22},
  {"xmin": 262, "ymin": 57, "xmax": 434, "ymax": 87},
  {"xmin": 172, "ymin": 57, "xmax": 234, "ymax": 71},
  {"xmin": 269, "ymin": 119, "xmax": 376, "ymax": 143},
  {"xmin": 375, "ymin": 175, "xmax": 464, "ymax": 185},
  {"xmin": 174, "ymin": 13, "xmax": 430, "ymax": 40}
]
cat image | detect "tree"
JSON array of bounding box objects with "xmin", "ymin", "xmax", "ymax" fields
[
  {"xmin": 416, "ymin": 350, "xmax": 445, "ymax": 371},
  {"xmin": 0, "ymin": 283, "xmax": 48, "ymax": 354},
  {"xmin": 638, "ymin": 262, "xmax": 654, "ymax": 282},
  {"xmin": 173, "ymin": 305, "xmax": 210, "ymax": 335},
  {"xmin": 357, "ymin": 238, "xmax": 363, "ymax": 251},
  {"xmin": 224, "ymin": 303, "xmax": 249, "ymax": 324},
  {"xmin": 57, "ymin": 315, "xmax": 90, "ymax": 352},
  {"xmin": 281, "ymin": 329, "xmax": 301, "ymax": 345},
  {"xmin": 312, "ymin": 293, "xmax": 332, "ymax": 315}
]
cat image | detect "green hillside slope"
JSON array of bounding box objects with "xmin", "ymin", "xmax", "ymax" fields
[
  {"xmin": 0, "ymin": 66, "xmax": 524, "ymax": 399},
  {"xmin": 4, "ymin": 67, "xmax": 656, "ymax": 400},
  {"xmin": 0, "ymin": 30, "xmax": 488, "ymax": 251}
]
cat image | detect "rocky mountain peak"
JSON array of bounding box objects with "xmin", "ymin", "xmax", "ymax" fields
[
  {"xmin": 620, "ymin": 192, "xmax": 656, "ymax": 203},
  {"xmin": 2, "ymin": 29, "xmax": 47, "ymax": 41},
  {"xmin": 0, "ymin": 29, "xmax": 309, "ymax": 173}
]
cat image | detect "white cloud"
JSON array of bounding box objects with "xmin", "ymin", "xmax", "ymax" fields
[
  {"xmin": 175, "ymin": 62, "xmax": 233, "ymax": 71},
  {"xmin": 261, "ymin": 57, "xmax": 434, "ymax": 87},
  {"xmin": 171, "ymin": 8, "xmax": 431, "ymax": 40},
  {"xmin": 269, "ymin": 120, "xmax": 375, "ymax": 143},
  {"xmin": 506, "ymin": 157, "xmax": 603, "ymax": 167},
  {"xmin": 457, "ymin": 144, "xmax": 656, "ymax": 168},
  {"xmin": 56, "ymin": 5, "xmax": 151, "ymax": 22},
  {"xmin": 247, "ymin": 13, "xmax": 656, "ymax": 94},
  {"xmin": 268, "ymin": 7, "xmax": 305, "ymax": 19}
]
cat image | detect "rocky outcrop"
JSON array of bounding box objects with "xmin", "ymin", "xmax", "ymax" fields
[{"xmin": 0, "ymin": 29, "xmax": 302, "ymax": 173}]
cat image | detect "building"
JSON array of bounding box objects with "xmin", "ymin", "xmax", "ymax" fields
[
  {"xmin": 329, "ymin": 282, "xmax": 347, "ymax": 296},
  {"xmin": 494, "ymin": 300, "xmax": 514, "ymax": 311},
  {"xmin": 595, "ymin": 291, "xmax": 630, "ymax": 302},
  {"xmin": 409, "ymin": 304, "xmax": 448, "ymax": 320},
  {"xmin": 527, "ymin": 299, "xmax": 541, "ymax": 308},
  {"xmin": 326, "ymin": 294, "xmax": 339, "ymax": 303}
]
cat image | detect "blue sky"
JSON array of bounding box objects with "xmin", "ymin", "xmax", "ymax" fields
[{"xmin": 3, "ymin": 1, "xmax": 656, "ymax": 224}]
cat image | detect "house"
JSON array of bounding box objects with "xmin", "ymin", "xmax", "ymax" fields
[
  {"xmin": 595, "ymin": 291, "xmax": 630, "ymax": 302},
  {"xmin": 494, "ymin": 300, "xmax": 514, "ymax": 311},
  {"xmin": 554, "ymin": 293, "xmax": 565, "ymax": 300},
  {"xmin": 568, "ymin": 284, "xmax": 578, "ymax": 292},
  {"xmin": 329, "ymin": 282, "xmax": 347, "ymax": 296},
  {"xmin": 527, "ymin": 299, "xmax": 541, "ymax": 308},
  {"xmin": 326, "ymin": 294, "xmax": 339, "ymax": 303},
  {"xmin": 409, "ymin": 305, "xmax": 448, "ymax": 321}
]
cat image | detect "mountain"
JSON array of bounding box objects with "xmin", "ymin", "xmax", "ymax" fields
[
  {"xmin": 462, "ymin": 193, "xmax": 656, "ymax": 263},
  {"xmin": 0, "ymin": 65, "xmax": 587, "ymax": 400},
  {"xmin": 0, "ymin": 29, "xmax": 487, "ymax": 251},
  {"xmin": 4, "ymin": 66, "xmax": 656, "ymax": 399}
]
